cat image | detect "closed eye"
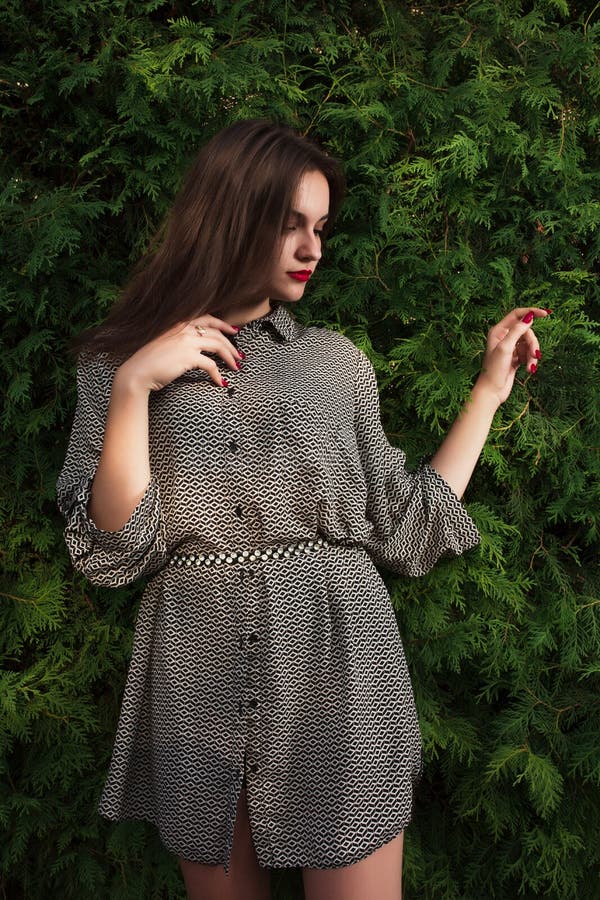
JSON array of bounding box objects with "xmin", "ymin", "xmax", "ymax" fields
[
  {"xmin": 283, "ymin": 226, "xmax": 323, "ymax": 237},
  {"xmin": 285, "ymin": 209, "xmax": 329, "ymax": 234}
]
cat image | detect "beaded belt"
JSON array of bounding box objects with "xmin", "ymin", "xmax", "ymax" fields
[{"xmin": 169, "ymin": 536, "xmax": 332, "ymax": 568}]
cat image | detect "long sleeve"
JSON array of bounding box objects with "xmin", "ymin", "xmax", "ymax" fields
[
  {"xmin": 353, "ymin": 349, "xmax": 480, "ymax": 576},
  {"xmin": 56, "ymin": 353, "xmax": 168, "ymax": 587}
]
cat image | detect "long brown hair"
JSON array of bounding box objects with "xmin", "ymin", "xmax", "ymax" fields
[{"xmin": 73, "ymin": 119, "xmax": 345, "ymax": 359}]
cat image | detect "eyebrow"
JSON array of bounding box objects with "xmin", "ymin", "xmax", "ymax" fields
[{"xmin": 289, "ymin": 209, "xmax": 329, "ymax": 223}]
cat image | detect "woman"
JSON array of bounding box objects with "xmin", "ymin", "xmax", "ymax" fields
[{"xmin": 57, "ymin": 119, "xmax": 546, "ymax": 900}]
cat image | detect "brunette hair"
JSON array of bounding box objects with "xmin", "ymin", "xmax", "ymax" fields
[{"xmin": 73, "ymin": 119, "xmax": 345, "ymax": 359}]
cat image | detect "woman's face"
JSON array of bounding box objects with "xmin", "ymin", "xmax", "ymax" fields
[{"xmin": 265, "ymin": 168, "xmax": 330, "ymax": 304}]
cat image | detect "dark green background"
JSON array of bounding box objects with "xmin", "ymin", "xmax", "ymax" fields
[{"xmin": 2, "ymin": 1, "xmax": 599, "ymax": 897}]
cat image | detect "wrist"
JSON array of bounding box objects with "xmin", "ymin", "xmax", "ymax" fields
[
  {"xmin": 113, "ymin": 362, "xmax": 152, "ymax": 399},
  {"xmin": 468, "ymin": 377, "xmax": 502, "ymax": 415}
]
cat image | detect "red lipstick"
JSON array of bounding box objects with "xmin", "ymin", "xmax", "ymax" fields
[{"xmin": 287, "ymin": 270, "xmax": 312, "ymax": 282}]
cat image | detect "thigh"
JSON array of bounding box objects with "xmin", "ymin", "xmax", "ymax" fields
[
  {"xmin": 302, "ymin": 831, "xmax": 403, "ymax": 900},
  {"xmin": 178, "ymin": 783, "xmax": 271, "ymax": 900}
]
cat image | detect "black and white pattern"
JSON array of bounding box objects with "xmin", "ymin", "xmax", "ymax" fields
[{"xmin": 56, "ymin": 301, "xmax": 480, "ymax": 873}]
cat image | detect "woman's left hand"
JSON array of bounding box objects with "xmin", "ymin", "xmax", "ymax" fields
[{"xmin": 474, "ymin": 307, "xmax": 550, "ymax": 407}]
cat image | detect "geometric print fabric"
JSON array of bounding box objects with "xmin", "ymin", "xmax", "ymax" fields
[{"xmin": 56, "ymin": 300, "xmax": 480, "ymax": 873}]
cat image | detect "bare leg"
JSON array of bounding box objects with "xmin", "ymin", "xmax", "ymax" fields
[
  {"xmin": 302, "ymin": 831, "xmax": 403, "ymax": 900},
  {"xmin": 178, "ymin": 784, "xmax": 271, "ymax": 900}
]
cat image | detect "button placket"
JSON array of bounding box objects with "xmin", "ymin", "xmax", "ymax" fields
[
  {"xmin": 219, "ymin": 361, "xmax": 248, "ymax": 531},
  {"xmin": 238, "ymin": 560, "xmax": 263, "ymax": 785}
]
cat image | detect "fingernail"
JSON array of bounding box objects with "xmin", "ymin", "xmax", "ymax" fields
[
  {"xmin": 221, "ymin": 378, "xmax": 229, "ymax": 386},
  {"xmin": 238, "ymin": 350, "xmax": 246, "ymax": 359},
  {"xmin": 522, "ymin": 311, "xmax": 534, "ymax": 324},
  {"xmin": 544, "ymin": 309, "xmax": 553, "ymax": 314},
  {"xmin": 534, "ymin": 349, "xmax": 542, "ymax": 359},
  {"xmin": 235, "ymin": 361, "xmax": 242, "ymax": 369},
  {"xmin": 529, "ymin": 363, "xmax": 537, "ymax": 374},
  {"xmin": 232, "ymin": 325, "xmax": 241, "ymax": 331}
]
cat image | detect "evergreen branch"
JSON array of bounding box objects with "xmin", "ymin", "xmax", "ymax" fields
[
  {"xmin": 576, "ymin": 598, "xmax": 600, "ymax": 613},
  {"xmin": 491, "ymin": 399, "xmax": 530, "ymax": 433},
  {"xmin": 0, "ymin": 591, "xmax": 37, "ymax": 605},
  {"xmin": 583, "ymin": 3, "xmax": 600, "ymax": 35}
]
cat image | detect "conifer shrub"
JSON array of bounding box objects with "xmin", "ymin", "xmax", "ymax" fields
[{"xmin": 1, "ymin": 1, "xmax": 599, "ymax": 897}]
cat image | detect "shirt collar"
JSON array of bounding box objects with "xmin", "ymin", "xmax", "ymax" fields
[{"xmin": 238, "ymin": 301, "xmax": 303, "ymax": 344}]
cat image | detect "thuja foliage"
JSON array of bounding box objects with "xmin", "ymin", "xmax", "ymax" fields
[{"xmin": 1, "ymin": 0, "xmax": 599, "ymax": 897}]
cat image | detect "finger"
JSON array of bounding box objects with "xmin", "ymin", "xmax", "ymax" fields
[
  {"xmin": 497, "ymin": 312, "xmax": 544, "ymax": 374},
  {"xmin": 493, "ymin": 307, "xmax": 551, "ymax": 332},
  {"xmin": 514, "ymin": 311, "xmax": 543, "ymax": 372},
  {"xmin": 487, "ymin": 307, "xmax": 549, "ymax": 348},
  {"xmin": 516, "ymin": 331, "xmax": 542, "ymax": 371},
  {"xmin": 189, "ymin": 319, "xmax": 244, "ymax": 361},
  {"xmin": 190, "ymin": 314, "xmax": 242, "ymax": 335},
  {"xmin": 194, "ymin": 334, "xmax": 244, "ymax": 372},
  {"xmin": 193, "ymin": 353, "xmax": 228, "ymax": 388},
  {"xmin": 488, "ymin": 307, "xmax": 547, "ymax": 344}
]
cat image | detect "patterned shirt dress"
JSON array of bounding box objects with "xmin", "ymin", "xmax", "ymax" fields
[{"xmin": 56, "ymin": 300, "xmax": 480, "ymax": 874}]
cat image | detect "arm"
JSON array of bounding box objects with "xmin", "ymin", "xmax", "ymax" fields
[
  {"xmin": 87, "ymin": 313, "xmax": 243, "ymax": 532},
  {"xmin": 87, "ymin": 372, "xmax": 152, "ymax": 532},
  {"xmin": 352, "ymin": 348, "xmax": 481, "ymax": 577},
  {"xmin": 430, "ymin": 307, "xmax": 548, "ymax": 498},
  {"xmin": 56, "ymin": 314, "xmax": 243, "ymax": 584},
  {"xmin": 55, "ymin": 355, "xmax": 167, "ymax": 587}
]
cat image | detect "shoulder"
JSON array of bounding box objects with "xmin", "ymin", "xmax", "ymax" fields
[
  {"xmin": 75, "ymin": 351, "xmax": 121, "ymax": 404},
  {"xmin": 300, "ymin": 323, "xmax": 366, "ymax": 368},
  {"xmin": 77, "ymin": 350, "xmax": 120, "ymax": 377},
  {"xmin": 302, "ymin": 325, "xmax": 378, "ymax": 389}
]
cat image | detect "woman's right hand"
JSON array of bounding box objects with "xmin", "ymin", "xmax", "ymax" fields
[{"xmin": 115, "ymin": 315, "xmax": 244, "ymax": 392}]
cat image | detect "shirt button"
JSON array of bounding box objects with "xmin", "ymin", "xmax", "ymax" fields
[
  {"xmin": 248, "ymin": 762, "xmax": 259, "ymax": 775},
  {"xmin": 248, "ymin": 632, "xmax": 258, "ymax": 645},
  {"xmin": 228, "ymin": 440, "xmax": 239, "ymax": 453},
  {"xmin": 235, "ymin": 505, "xmax": 243, "ymax": 518},
  {"xmin": 227, "ymin": 386, "xmax": 235, "ymax": 398},
  {"xmin": 248, "ymin": 698, "xmax": 258, "ymax": 711}
]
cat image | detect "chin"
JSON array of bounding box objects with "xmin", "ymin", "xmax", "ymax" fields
[{"xmin": 272, "ymin": 285, "xmax": 308, "ymax": 304}]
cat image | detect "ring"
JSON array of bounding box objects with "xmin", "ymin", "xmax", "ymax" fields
[{"xmin": 194, "ymin": 324, "xmax": 208, "ymax": 336}]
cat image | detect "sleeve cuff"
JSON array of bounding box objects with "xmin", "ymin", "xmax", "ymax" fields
[
  {"xmin": 61, "ymin": 474, "xmax": 167, "ymax": 586},
  {"xmin": 364, "ymin": 463, "xmax": 481, "ymax": 577},
  {"xmin": 80, "ymin": 476, "xmax": 162, "ymax": 553}
]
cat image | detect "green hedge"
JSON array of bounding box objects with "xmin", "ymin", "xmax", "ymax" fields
[{"xmin": 2, "ymin": 1, "xmax": 599, "ymax": 897}]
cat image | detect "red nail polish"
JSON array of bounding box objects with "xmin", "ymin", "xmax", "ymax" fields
[
  {"xmin": 221, "ymin": 378, "xmax": 229, "ymax": 386},
  {"xmin": 543, "ymin": 309, "xmax": 553, "ymax": 314},
  {"xmin": 522, "ymin": 311, "xmax": 534, "ymax": 324},
  {"xmin": 235, "ymin": 361, "xmax": 242, "ymax": 369},
  {"xmin": 534, "ymin": 349, "xmax": 542, "ymax": 359},
  {"xmin": 232, "ymin": 325, "xmax": 241, "ymax": 331},
  {"xmin": 238, "ymin": 351, "xmax": 246, "ymax": 359},
  {"xmin": 529, "ymin": 363, "xmax": 537, "ymax": 374}
]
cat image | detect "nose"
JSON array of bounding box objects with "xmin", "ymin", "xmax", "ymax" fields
[{"xmin": 297, "ymin": 229, "xmax": 322, "ymax": 262}]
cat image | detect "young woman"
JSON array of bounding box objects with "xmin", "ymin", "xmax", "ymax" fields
[{"xmin": 57, "ymin": 119, "xmax": 547, "ymax": 900}]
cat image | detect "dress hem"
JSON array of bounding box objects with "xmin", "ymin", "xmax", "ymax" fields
[{"xmin": 98, "ymin": 808, "xmax": 412, "ymax": 871}]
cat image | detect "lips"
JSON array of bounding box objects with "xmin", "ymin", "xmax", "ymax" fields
[{"xmin": 287, "ymin": 270, "xmax": 312, "ymax": 282}]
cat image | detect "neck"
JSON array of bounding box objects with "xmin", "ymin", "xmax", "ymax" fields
[{"xmin": 222, "ymin": 298, "xmax": 275, "ymax": 327}]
